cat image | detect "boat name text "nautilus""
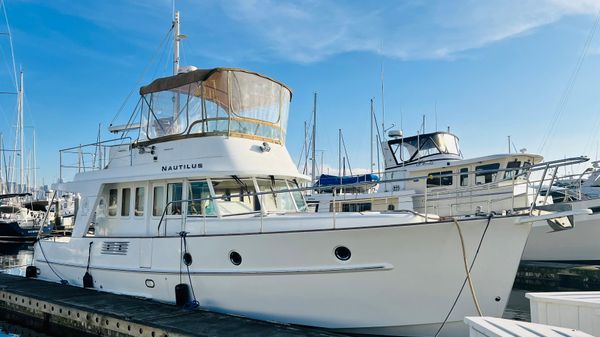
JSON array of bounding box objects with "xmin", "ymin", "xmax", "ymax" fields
[{"xmin": 161, "ymin": 163, "xmax": 203, "ymax": 172}]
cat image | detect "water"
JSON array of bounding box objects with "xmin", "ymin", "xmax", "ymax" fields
[
  {"xmin": 0, "ymin": 243, "xmax": 598, "ymax": 336},
  {"xmin": 0, "ymin": 242, "xmax": 43, "ymax": 337}
]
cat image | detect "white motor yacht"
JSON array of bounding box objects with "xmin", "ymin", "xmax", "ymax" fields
[{"xmin": 30, "ymin": 14, "xmax": 587, "ymax": 337}]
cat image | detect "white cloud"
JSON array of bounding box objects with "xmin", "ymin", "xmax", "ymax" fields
[
  {"xmin": 19, "ymin": 0, "xmax": 600, "ymax": 63},
  {"xmin": 207, "ymin": 0, "xmax": 600, "ymax": 62}
]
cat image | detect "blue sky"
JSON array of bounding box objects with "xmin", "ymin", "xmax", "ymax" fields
[{"xmin": 1, "ymin": 0, "xmax": 600, "ymax": 183}]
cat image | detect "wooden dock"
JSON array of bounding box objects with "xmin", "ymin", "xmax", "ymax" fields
[{"xmin": 0, "ymin": 273, "xmax": 345, "ymax": 337}]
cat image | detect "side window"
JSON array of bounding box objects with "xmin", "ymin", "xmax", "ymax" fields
[
  {"xmin": 342, "ymin": 202, "xmax": 372, "ymax": 212},
  {"xmin": 121, "ymin": 188, "xmax": 131, "ymax": 216},
  {"xmin": 108, "ymin": 189, "xmax": 118, "ymax": 216},
  {"xmin": 153, "ymin": 186, "xmax": 165, "ymax": 216},
  {"xmin": 427, "ymin": 171, "xmax": 453, "ymax": 187},
  {"xmin": 134, "ymin": 187, "xmax": 145, "ymax": 216},
  {"xmin": 504, "ymin": 161, "xmax": 522, "ymax": 179},
  {"xmin": 188, "ymin": 181, "xmax": 215, "ymax": 216},
  {"xmin": 460, "ymin": 168, "xmax": 469, "ymax": 186},
  {"xmin": 475, "ymin": 163, "xmax": 500, "ymax": 185},
  {"xmin": 167, "ymin": 183, "xmax": 183, "ymax": 215}
]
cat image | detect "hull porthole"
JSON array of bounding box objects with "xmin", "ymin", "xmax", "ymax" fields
[
  {"xmin": 229, "ymin": 251, "xmax": 242, "ymax": 265},
  {"xmin": 334, "ymin": 246, "xmax": 351, "ymax": 261}
]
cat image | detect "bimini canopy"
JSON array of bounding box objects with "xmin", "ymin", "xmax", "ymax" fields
[
  {"xmin": 137, "ymin": 68, "xmax": 292, "ymax": 145},
  {"xmin": 387, "ymin": 131, "xmax": 463, "ymax": 165}
]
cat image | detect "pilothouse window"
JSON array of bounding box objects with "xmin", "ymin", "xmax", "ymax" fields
[
  {"xmin": 135, "ymin": 187, "xmax": 144, "ymax": 216},
  {"xmin": 167, "ymin": 183, "xmax": 183, "ymax": 215},
  {"xmin": 108, "ymin": 189, "xmax": 118, "ymax": 216},
  {"xmin": 188, "ymin": 181, "xmax": 216, "ymax": 216},
  {"xmin": 211, "ymin": 178, "xmax": 258, "ymax": 215},
  {"xmin": 504, "ymin": 161, "xmax": 522, "ymax": 179},
  {"xmin": 475, "ymin": 163, "xmax": 500, "ymax": 184},
  {"xmin": 460, "ymin": 168, "xmax": 469, "ymax": 186},
  {"xmin": 255, "ymin": 178, "xmax": 297, "ymax": 212},
  {"xmin": 153, "ymin": 186, "xmax": 165, "ymax": 216},
  {"xmin": 121, "ymin": 188, "xmax": 131, "ymax": 216},
  {"xmin": 427, "ymin": 171, "xmax": 453, "ymax": 187}
]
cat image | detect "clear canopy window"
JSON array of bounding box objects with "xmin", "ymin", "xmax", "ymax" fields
[
  {"xmin": 138, "ymin": 68, "xmax": 292, "ymax": 144},
  {"xmin": 388, "ymin": 132, "xmax": 462, "ymax": 165}
]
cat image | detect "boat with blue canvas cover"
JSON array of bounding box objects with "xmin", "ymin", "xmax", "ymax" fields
[{"xmin": 314, "ymin": 173, "xmax": 380, "ymax": 193}]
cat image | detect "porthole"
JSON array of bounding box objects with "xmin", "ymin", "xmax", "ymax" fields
[
  {"xmin": 334, "ymin": 246, "xmax": 351, "ymax": 261},
  {"xmin": 229, "ymin": 251, "xmax": 242, "ymax": 266},
  {"xmin": 145, "ymin": 279, "xmax": 155, "ymax": 288}
]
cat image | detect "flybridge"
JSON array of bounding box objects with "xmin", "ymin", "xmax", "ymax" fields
[{"xmin": 135, "ymin": 68, "xmax": 292, "ymax": 146}]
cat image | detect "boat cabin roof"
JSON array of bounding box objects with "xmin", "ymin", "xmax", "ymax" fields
[{"xmin": 139, "ymin": 67, "xmax": 293, "ymax": 96}]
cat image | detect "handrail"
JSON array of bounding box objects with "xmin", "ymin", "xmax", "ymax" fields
[
  {"xmin": 155, "ymin": 156, "xmax": 589, "ymax": 235},
  {"xmin": 59, "ymin": 137, "xmax": 133, "ymax": 181}
]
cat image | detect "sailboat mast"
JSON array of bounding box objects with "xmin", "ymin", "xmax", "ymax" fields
[
  {"xmin": 32, "ymin": 128, "xmax": 36, "ymax": 193},
  {"xmin": 18, "ymin": 70, "xmax": 24, "ymax": 193},
  {"xmin": 0, "ymin": 133, "xmax": 3, "ymax": 194},
  {"xmin": 311, "ymin": 93, "xmax": 317, "ymax": 185},
  {"xmin": 370, "ymin": 98, "xmax": 374, "ymax": 174},
  {"xmin": 173, "ymin": 11, "xmax": 180, "ymax": 75}
]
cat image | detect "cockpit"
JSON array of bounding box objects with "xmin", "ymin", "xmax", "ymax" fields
[
  {"xmin": 384, "ymin": 132, "xmax": 463, "ymax": 167},
  {"xmin": 136, "ymin": 68, "xmax": 292, "ymax": 145}
]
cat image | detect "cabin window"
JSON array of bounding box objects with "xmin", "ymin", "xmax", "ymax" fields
[
  {"xmin": 342, "ymin": 203, "xmax": 372, "ymax": 212},
  {"xmin": 460, "ymin": 168, "xmax": 469, "ymax": 186},
  {"xmin": 188, "ymin": 181, "xmax": 216, "ymax": 216},
  {"xmin": 427, "ymin": 171, "xmax": 453, "ymax": 187},
  {"xmin": 475, "ymin": 163, "xmax": 500, "ymax": 184},
  {"xmin": 504, "ymin": 161, "xmax": 522, "ymax": 179},
  {"xmin": 121, "ymin": 188, "xmax": 131, "ymax": 216},
  {"xmin": 255, "ymin": 178, "xmax": 297, "ymax": 212},
  {"xmin": 153, "ymin": 186, "xmax": 165, "ymax": 216},
  {"xmin": 288, "ymin": 180, "xmax": 308, "ymax": 212},
  {"xmin": 167, "ymin": 183, "xmax": 183, "ymax": 215},
  {"xmin": 108, "ymin": 189, "xmax": 118, "ymax": 216},
  {"xmin": 211, "ymin": 178, "xmax": 258, "ymax": 215},
  {"xmin": 134, "ymin": 187, "xmax": 144, "ymax": 216}
]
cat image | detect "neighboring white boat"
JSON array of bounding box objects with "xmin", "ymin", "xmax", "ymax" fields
[
  {"xmin": 29, "ymin": 12, "xmax": 588, "ymax": 337},
  {"xmin": 464, "ymin": 316, "xmax": 593, "ymax": 337},
  {"xmin": 307, "ymin": 130, "xmax": 548, "ymax": 216},
  {"xmin": 522, "ymin": 164, "xmax": 600, "ymax": 262}
]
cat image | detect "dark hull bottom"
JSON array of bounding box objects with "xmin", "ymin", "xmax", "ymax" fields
[{"xmin": 0, "ymin": 221, "xmax": 47, "ymax": 241}]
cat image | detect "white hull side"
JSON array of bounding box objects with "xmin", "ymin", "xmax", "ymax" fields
[
  {"xmin": 34, "ymin": 217, "xmax": 530, "ymax": 337},
  {"xmin": 522, "ymin": 199, "xmax": 600, "ymax": 262}
]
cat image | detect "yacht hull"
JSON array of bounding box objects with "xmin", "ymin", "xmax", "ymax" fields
[
  {"xmin": 34, "ymin": 216, "xmax": 530, "ymax": 337},
  {"xmin": 0, "ymin": 221, "xmax": 40, "ymax": 241},
  {"xmin": 522, "ymin": 199, "xmax": 600, "ymax": 262}
]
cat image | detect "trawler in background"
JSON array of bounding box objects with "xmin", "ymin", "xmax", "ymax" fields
[
  {"xmin": 27, "ymin": 11, "xmax": 589, "ymax": 337},
  {"xmin": 307, "ymin": 130, "xmax": 549, "ymax": 216}
]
